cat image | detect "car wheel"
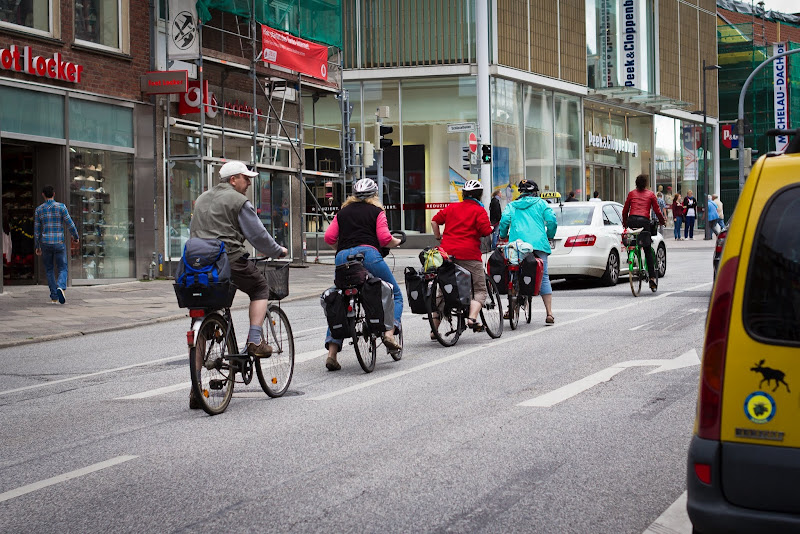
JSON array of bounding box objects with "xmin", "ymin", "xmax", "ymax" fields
[
  {"xmin": 600, "ymin": 250, "xmax": 620, "ymax": 286},
  {"xmin": 656, "ymin": 244, "xmax": 667, "ymax": 278}
]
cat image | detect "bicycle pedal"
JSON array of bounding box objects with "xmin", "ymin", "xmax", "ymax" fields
[{"xmin": 209, "ymin": 379, "xmax": 225, "ymax": 390}]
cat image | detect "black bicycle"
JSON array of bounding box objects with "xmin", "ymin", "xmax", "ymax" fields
[{"xmin": 187, "ymin": 259, "xmax": 294, "ymax": 415}]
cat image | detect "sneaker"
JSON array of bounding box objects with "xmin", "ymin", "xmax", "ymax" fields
[
  {"xmin": 51, "ymin": 300, "xmax": 58, "ymax": 304},
  {"xmin": 649, "ymin": 279, "xmax": 658, "ymax": 291},
  {"xmin": 382, "ymin": 333, "xmax": 402, "ymax": 351},
  {"xmin": 57, "ymin": 288, "xmax": 66, "ymax": 304},
  {"xmin": 325, "ymin": 356, "xmax": 341, "ymax": 371},
  {"xmin": 246, "ymin": 340, "xmax": 273, "ymax": 357}
]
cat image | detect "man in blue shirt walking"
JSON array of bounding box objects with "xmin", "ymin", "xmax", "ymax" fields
[{"xmin": 34, "ymin": 185, "xmax": 79, "ymax": 304}]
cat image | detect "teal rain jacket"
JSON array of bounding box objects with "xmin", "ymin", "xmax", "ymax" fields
[{"xmin": 498, "ymin": 195, "xmax": 558, "ymax": 253}]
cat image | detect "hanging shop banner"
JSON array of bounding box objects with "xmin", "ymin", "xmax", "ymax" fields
[
  {"xmin": 261, "ymin": 25, "xmax": 328, "ymax": 81},
  {"xmin": 773, "ymin": 42, "xmax": 789, "ymax": 152},
  {"xmin": 683, "ymin": 125, "xmax": 701, "ymax": 182},
  {"xmin": 618, "ymin": 0, "xmax": 641, "ymax": 88},
  {"xmin": 168, "ymin": 0, "xmax": 200, "ymax": 60},
  {"xmin": 599, "ymin": 0, "xmax": 616, "ymax": 87}
]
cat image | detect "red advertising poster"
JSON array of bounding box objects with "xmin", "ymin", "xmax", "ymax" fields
[{"xmin": 261, "ymin": 25, "xmax": 327, "ymax": 81}]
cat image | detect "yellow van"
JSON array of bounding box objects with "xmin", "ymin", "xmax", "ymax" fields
[{"xmin": 687, "ymin": 131, "xmax": 800, "ymax": 533}]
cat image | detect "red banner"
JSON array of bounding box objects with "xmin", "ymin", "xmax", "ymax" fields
[{"xmin": 261, "ymin": 25, "xmax": 327, "ymax": 81}]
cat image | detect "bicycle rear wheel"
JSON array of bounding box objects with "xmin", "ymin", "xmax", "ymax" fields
[
  {"xmin": 190, "ymin": 314, "xmax": 236, "ymax": 416},
  {"xmin": 628, "ymin": 251, "xmax": 642, "ymax": 297},
  {"xmin": 524, "ymin": 295, "xmax": 532, "ymax": 324},
  {"xmin": 427, "ymin": 279, "xmax": 461, "ymax": 347},
  {"xmin": 481, "ymin": 275, "xmax": 503, "ymax": 339},
  {"xmin": 507, "ymin": 275, "xmax": 520, "ymax": 330},
  {"xmin": 351, "ymin": 311, "xmax": 377, "ymax": 373},
  {"xmin": 256, "ymin": 304, "xmax": 295, "ymax": 398}
]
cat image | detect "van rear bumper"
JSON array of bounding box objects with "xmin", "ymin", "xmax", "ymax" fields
[{"xmin": 687, "ymin": 435, "xmax": 800, "ymax": 533}]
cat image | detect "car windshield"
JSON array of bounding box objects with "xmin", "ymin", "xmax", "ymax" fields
[{"xmin": 554, "ymin": 206, "xmax": 594, "ymax": 226}]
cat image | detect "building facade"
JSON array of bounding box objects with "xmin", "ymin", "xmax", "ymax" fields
[
  {"xmin": 0, "ymin": 0, "xmax": 155, "ymax": 291},
  {"xmin": 322, "ymin": 0, "xmax": 720, "ymax": 235}
]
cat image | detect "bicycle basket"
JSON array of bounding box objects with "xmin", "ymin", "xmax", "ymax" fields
[
  {"xmin": 622, "ymin": 233, "xmax": 639, "ymax": 248},
  {"xmin": 261, "ymin": 261, "xmax": 290, "ymax": 300}
]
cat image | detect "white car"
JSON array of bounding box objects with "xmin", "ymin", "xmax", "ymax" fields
[{"xmin": 547, "ymin": 201, "xmax": 667, "ymax": 285}]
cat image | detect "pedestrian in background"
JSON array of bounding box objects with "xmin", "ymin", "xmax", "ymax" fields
[
  {"xmin": 656, "ymin": 192, "xmax": 667, "ymax": 235},
  {"xmin": 565, "ymin": 191, "xmax": 578, "ymax": 202},
  {"xmin": 34, "ymin": 185, "xmax": 79, "ymax": 304},
  {"xmin": 672, "ymin": 193, "xmax": 684, "ymax": 240},
  {"xmin": 589, "ymin": 191, "xmax": 601, "ymax": 202},
  {"xmin": 712, "ymin": 194, "xmax": 724, "ymax": 226},
  {"xmin": 707, "ymin": 195, "xmax": 723, "ymax": 236},
  {"xmin": 682, "ymin": 190, "xmax": 697, "ymax": 240},
  {"xmin": 489, "ymin": 189, "xmax": 502, "ymax": 249}
]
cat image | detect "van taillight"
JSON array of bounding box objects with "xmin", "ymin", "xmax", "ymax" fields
[
  {"xmin": 714, "ymin": 230, "xmax": 727, "ymax": 254},
  {"xmin": 698, "ymin": 256, "xmax": 738, "ymax": 441},
  {"xmin": 564, "ymin": 234, "xmax": 597, "ymax": 247}
]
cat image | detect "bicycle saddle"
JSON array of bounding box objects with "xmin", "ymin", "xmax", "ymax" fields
[
  {"xmin": 346, "ymin": 252, "xmax": 365, "ymax": 262},
  {"xmin": 626, "ymin": 228, "xmax": 644, "ymax": 235}
]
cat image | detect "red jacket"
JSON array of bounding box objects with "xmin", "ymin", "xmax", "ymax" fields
[
  {"xmin": 622, "ymin": 189, "xmax": 666, "ymax": 227},
  {"xmin": 432, "ymin": 199, "xmax": 493, "ymax": 261}
]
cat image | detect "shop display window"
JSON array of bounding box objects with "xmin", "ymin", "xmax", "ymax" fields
[
  {"xmin": 167, "ymin": 160, "xmax": 203, "ymax": 259},
  {"xmin": 69, "ymin": 147, "xmax": 134, "ymax": 279},
  {"xmin": 1, "ymin": 146, "xmax": 36, "ymax": 282},
  {"xmin": 69, "ymin": 98, "xmax": 133, "ymax": 148},
  {"xmin": 0, "ymin": 0, "xmax": 50, "ymax": 33},
  {"xmin": 75, "ymin": 0, "xmax": 121, "ymax": 49}
]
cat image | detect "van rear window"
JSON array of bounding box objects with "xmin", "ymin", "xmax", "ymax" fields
[{"xmin": 744, "ymin": 185, "xmax": 800, "ymax": 344}]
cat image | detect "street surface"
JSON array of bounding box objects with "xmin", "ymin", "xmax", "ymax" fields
[{"xmin": 0, "ymin": 244, "xmax": 713, "ymax": 533}]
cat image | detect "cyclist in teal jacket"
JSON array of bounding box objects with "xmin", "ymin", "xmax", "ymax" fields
[{"xmin": 498, "ymin": 180, "xmax": 558, "ymax": 324}]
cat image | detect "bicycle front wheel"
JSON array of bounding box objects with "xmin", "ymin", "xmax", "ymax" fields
[
  {"xmin": 190, "ymin": 313, "xmax": 236, "ymax": 416},
  {"xmin": 349, "ymin": 305, "xmax": 377, "ymax": 373},
  {"xmin": 628, "ymin": 251, "xmax": 642, "ymax": 297},
  {"xmin": 256, "ymin": 304, "xmax": 295, "ymax": 398},
  {"xmin": 481, "ymin": 275, "xmax": 503, "ymax": 339},
  {"xmin": 427, "ymin": 279, "xmax": 461, "ymax": 347}
]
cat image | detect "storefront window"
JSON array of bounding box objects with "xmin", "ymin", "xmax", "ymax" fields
[
  {"xmin": 0, "ymin": 0, "xmax": 50, "ymax": 33},
  {"xmin": 628, "ymin": 115, "xmax": 652, "ymax": 186},
  {"xmin": 167, "ymin": 160, "xmax": 204, "ymax": 259},
  {"xmin": 492, "ymin": 78, "xmax": 525, "ymax": 196},
  {"xmin": 0, "ymin": 86, "xmax": 64, "ymax": 139},
  {"xmin": 75, "ymin": 0, "xmax": 120, "ymax": 49},
  {"xmin": 400, "ymin": 77, "xmax": 477, "ymax": 233},
  {"xmin": 555, "ymin": 94, "xmax": 582, "ymax": 199},
  {"xmin": 69, "ymin": 98, "xmax": 133, "ymax": 148},
  {"xmin": 523, "ymin": 87, "xmax": 554, "ymax": 190},
  {"xmin": 254, "ymin": 171, "xmax": 291, "ymax": 249},
  {"xmin": 68, "ymin": 147, "xmax": 134, "ymax": 279}
]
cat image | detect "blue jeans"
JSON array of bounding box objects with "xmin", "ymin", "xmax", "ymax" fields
[
  {"xmin": 534, "ymin": 251, "xmax": 552, "ymax": 295},
  {"xmin": 673, "ymin": 216, "xmax": 683, "ymax": 239},
  {"xmin": 684, "ymin": 216, "xmax": 695, "ymax": 238},
  {"xmin": 325, "ymin": 246, "xmax": 403, "ymax": 350},
  {"xmin": 41, "ymin": 243, "xmax": 68, "ymax": 300}
]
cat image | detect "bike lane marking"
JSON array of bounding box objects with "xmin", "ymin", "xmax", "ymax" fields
[
  {"xmin": 308, "ymin": 282, "xmax": 713, "ymax": 401},
  {"xmin": 0, "ymin": 455, "xmax": 138, "ymax": 503}
]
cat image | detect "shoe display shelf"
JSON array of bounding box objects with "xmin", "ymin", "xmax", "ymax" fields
[{"xmin": 71, "ymin": 159, "xmax": 109, "ymax": 279}]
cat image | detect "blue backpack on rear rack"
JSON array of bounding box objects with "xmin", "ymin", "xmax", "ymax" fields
[{"xmin": 173, "ymin": 238, "xmax": 237, "ymax": 309}]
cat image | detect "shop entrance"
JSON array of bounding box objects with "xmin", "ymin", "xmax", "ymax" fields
[
  {"xmin": 1, "ymin": 141, "xmax": 65, "ymax": 285},
  {"xmin": 587, "ymin": 164, "xmax": 626, "ymax": 203}
]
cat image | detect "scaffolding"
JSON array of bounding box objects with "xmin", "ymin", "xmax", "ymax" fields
[
  {"xmin": 717, "ymin": 18, "xmax": 800, "ymax": 213},
  {"xmin": 164, "ymin": 1, "xmax": 345, "ymax": 267}
]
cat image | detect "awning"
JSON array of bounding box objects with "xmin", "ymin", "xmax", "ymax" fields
[{"xmin": 587, "ymin": 86, "xmax": 690, "ymax": 112}]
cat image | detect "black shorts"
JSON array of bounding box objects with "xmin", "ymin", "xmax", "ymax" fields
[{"xmin": 230, "ymin": 257, "xmax": 270, "ymax": 301}]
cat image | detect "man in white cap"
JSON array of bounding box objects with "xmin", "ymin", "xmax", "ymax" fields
[{"xmin": 190, "ymin": 160, "xmax": 288, "ymax": 363}]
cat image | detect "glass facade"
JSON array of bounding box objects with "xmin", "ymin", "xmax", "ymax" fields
[
  {"xmin": 69, "ymin": 98, "xmax": 133, "ymax": 147},
  {"xmin": 0, "ymin": 86, "xmax": 64, "ymax": 139}
]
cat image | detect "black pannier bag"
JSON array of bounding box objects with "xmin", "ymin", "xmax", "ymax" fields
[
  {"xmin": 321, "ymin": 287, "xmax": 351, "ymax": 339},
  {"xmin": 361, "ymin": 276, "xmax": 394, "ymax": 334},
  {"xmin": 173, "ymin": 238, "xmax": 237, "ymax": 309},
  {"xmin": 437, "ymin": 261, "xmax": 472, "ymax": 309},
  {"xmin": 404, "ymin": 267, "xmax": 428, "ymax": 314},
  {"xmin": 334, "ymin": 260, "xmax": 369, "ymax": 289},
  {"xmin": 487, "ymin": 248, "xmax": 508, "ymax": 295},
  {"xmin": 519, "ymin": 254, "xmax": 544, "ymax": 297}
]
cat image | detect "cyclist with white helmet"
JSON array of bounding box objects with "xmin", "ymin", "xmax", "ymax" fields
[
  {"xmin": 498, "ymin": 179, "xmax": 558, "ymax": 325},
  {"xmin": 431, "ymin": 179, "xmax": 493, "ymax": 332},
  {"xmin": 322, "ymin": 178, "xmax": 402, "ymax": 371}
]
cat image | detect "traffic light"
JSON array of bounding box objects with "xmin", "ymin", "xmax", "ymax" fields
[
  {"xmin": 379, "ymin": 125, "xmax": 394, "ymax": 150},
  {"xmin": 362, "ymin": 141, "xmax": 375, "ymax": 168},
  {"xmin": 462, "ymin": 146, "xmax": 471, "ymax": 171},
  {"xmin": 481, "ymin": 144, "xmax": 492, "ymax": 164}
]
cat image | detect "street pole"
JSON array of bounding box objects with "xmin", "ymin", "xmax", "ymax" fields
[
  {"xmin": 702, "ymin": 60, "xmax": 710, "ymax": 240},
  {"xmin": 476, "ymin": 0, "xmax": 491, "ymax": 207}
]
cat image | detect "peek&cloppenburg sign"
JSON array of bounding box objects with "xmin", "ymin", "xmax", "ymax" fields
[{"xmin": 0, "ymin": 45, "xmax": 83, "ymax": 83}]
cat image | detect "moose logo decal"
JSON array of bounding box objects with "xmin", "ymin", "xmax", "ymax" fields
[{"xmin": 750, "ymin": 359, "xmax": 790, "ymax": 393}]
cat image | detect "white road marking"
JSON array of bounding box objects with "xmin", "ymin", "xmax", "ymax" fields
[
  {"xmin": 292, "ymin": 325, "xmax": 328, "ymax": 335},
  {"xmin": 0, "ymin": 354, "xmax": 186, "ymax": 397},
  {"xmin": 0, "ymin": 455, "xmax": 138, "ymax": 503},
  {"xmin": 643, "ymin": 491, "xmax": 692, "ymax": 534},
  {"xmin": 295, "ymin": 350, "xmax": 326, "ymax": 363},
  {"xmin": 311, "ymin": 284, "xmax": 711, "ymax": 401},
  {"xmin": 518, "ymin": 350, "xmax": 700, "ymax": 407},
  {"xmin": 115, "ymin": 382, "xmax": 189, "ymax": 400}
]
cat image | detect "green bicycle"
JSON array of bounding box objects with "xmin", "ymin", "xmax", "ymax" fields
[{"xmin": 622, "ymin": 228, "xmax": 657, "ymax": 297}]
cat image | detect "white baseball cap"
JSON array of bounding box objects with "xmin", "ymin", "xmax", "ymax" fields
[{"xmin": 219, "ymin": 161, "xmax": 258, "ymax": 179}]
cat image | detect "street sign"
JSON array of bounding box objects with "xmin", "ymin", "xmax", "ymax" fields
[
  {"xmin": 468, "ymin": 132, "xmax": 478, "ymax": 153},
  {"xmin": 447, "ymin": 122, "xmax": 476, "ymax": 134}
]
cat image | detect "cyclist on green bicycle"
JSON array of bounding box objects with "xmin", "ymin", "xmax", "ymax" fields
[
  {"xmin": 497, "ymin": 180, "xmax": 557, "ymax": 325},
  {"xmin": 621, "ymin": 174, "xmax": 666, "ymax": 291},
  {"xmin": 191, "ymin": 161, "xmax": 288, "ymax": 358},
  {"xmin": 430, "ymin": 179, "xmax": 493, "ymax": 332}
]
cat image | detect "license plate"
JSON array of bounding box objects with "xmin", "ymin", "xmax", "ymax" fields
[{"xmin": 549, "ymin": 239, "xmax": 555, "ymax": 248}]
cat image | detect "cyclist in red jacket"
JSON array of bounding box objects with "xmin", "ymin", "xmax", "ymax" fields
[
  {"xmin": 431, "ymin": 180, "xmax": 493, "ymax": 331},
  {"xmin": 622, "ymin": 174, "xmax": 666, "ymax": 291}
]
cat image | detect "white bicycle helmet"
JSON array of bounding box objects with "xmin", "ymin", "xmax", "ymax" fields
[
  {"xmin": 354, "ymin": 178, "xmax": 378, "ymax": 198},
  {"xmin": 462, "ymin": 179, "xmax": 483, "ymax": 191}
]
